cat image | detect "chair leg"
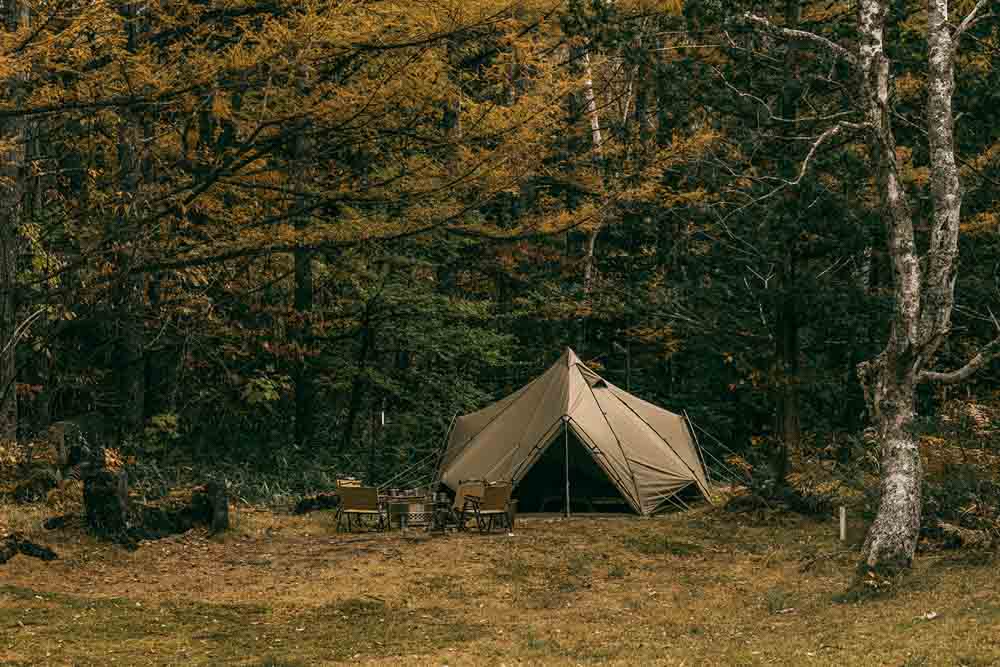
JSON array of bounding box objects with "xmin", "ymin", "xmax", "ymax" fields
[{"xmin": 335, "ymin": 509, "xmax": 343, "ymax": 533}]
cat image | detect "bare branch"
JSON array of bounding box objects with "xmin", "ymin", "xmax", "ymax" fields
[
  {"xmin": 920, "ymin": 336, "xmax": 1000, "ymax": 385},
  {"xmin": 734, "ymin": 13, "xmax": 858, "ymax": 69},
  {"xmin": 954, "ymin": 0, "xmax": 993, "ymax": 46},
  {"xmin": 771, "ymin": 121, "xmax": 871, "ymax": 187}
]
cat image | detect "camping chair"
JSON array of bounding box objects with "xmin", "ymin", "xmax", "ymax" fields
[
  {"xmin": 464, "ymin": 482, "xmax": 513, "ymax": 534},
  {"xmin": 335, "ymin": 486, "xmax": 385, "ymax": 532},
  {"xmin": 447, "ymin": 480, "xmax": 485, "ymax": 531}
]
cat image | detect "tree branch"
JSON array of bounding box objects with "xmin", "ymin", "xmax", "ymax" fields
[
  {"xmin": 954, "ymin": 0, "xmax": 992, "ymax": 46},
  {"xmin": 733, "ymin": 13, "xmax": 858, "ymax": 69},
  {"xmin": 920, "ymin": 336, "xmax": 1000, "ymax": 385}
]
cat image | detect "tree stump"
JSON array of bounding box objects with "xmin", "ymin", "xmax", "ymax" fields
[
  {"xmin": 194, "ymin": 481, "xmax": 229, "ymax": 533},
  {"xmin": 83, "ymin": 469, "xmax": 129, "ymax": 537},
  {"xmin": 47, "ymin": 421, "xmax": 84, "ymax": 469}
]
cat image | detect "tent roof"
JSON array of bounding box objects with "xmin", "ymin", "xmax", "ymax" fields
[{"xmin": 438, "ymin": 348, "xmax": 711, "ymax": 515}]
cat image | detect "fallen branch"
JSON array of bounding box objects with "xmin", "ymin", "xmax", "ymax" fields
[{"xmin": 0, "ymin": 533, "xmax": 58, "ymax": 564}]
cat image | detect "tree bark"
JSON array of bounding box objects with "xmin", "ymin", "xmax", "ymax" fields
[
  {"xmin": 771, "ymin": 0, "xmax": 803, "ymax": 486},
  {"xmin": 855, "ymin": 0, "xmax": 925, "ymax": 572},
  {"xmin": 0, "ymin": 1, "xmax": 29, "ymax": 442},
  {"xmin": 581, "ymin": 51, "xmax": 604, "ymax": 291},
  {"xmin": 340, "ymin": 305, "xmax": 373, "ymax": 452},
  {"xmin": 855, "ymin": 0, "xmax": 984, "ymax": 571},
  {"xmin": 293, "ymin": 125, "xmax": 315, "ymax": 448},
  {"xmin": 293, "ymin": 230, "xmax": 314, "ymax": 448},
  {"xmin": 114, "ymin": 2, "xmax": 147, "ymax": 439}
]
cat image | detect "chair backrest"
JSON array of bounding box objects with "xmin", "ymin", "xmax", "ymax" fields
[
  {"xmin": 339, "ymin": 486, "xmax": 379, "ymax": 511},
  {"xmin": 336, "ymin": 478, "xmax": 362, "ymax": 488},
  {"xmin": 479, "ymin": 483, "xmax": 512, "ymax": 511},
  {"xmin": 453, "ymin": 480, "xmax": 485, "ymax": 511}
]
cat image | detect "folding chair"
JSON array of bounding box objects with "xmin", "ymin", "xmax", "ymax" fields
[
  {"xmin": 465, "ymin": 482, "xmax": 513, "ymax": 534},
  {"xmin": 335, "ymin": 486, "xmax": 385, "ymax": 532},
  {"xmin": 448, "ymin": 480, "xmax": 485, "ymax": 531}
]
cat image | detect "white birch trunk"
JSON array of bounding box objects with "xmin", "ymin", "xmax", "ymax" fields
[
  {"xmin": 856, "ymin": 0, "xmax": 993, "ymax": 571},
  {"xmin": 582, "ymin": 51, "xmax": 603, "ymax": 290}
]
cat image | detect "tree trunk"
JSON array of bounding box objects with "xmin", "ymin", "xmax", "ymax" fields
[
  {"xmin": 143, "ymin": 277, "xmax": 179, "ymax": 419},
  {"xmin": 293, "ymin": 127, "xmax": 315, "ymax": 448},
  {"xmin": 855, "ymin": 0, "xmax": 925, "ymax": 571},
  {"xmin": 858, "ymin": 355, "xmax": 921, "ymax": 570},
  {"xmin": 773, "ymin": 281, "xmax": 800, "ymax": 483},
  {"xmin": 581, "ymin": 51, "xmax": 604, "ymax": 291},
  {"xmin": 340, "ymin": 306, "xmax": 373, "ymax": 452},
  {"xmin": 771, "ymin": 0, "xmax": 803, "ymax": 486},
  {"xmin": 115, "ymin": 2, "xmax": 147, "ymax": 439},
  {"xmin": 0, "ymin": 1, "xmax": 28, "ymax": 442},
  {"xmin": 855, "ymin": 0, "xmax": 985, "ymax": 571},
  {"xmin": 293, "ymin": 239, "xmax": 314, "ymax": 448}
]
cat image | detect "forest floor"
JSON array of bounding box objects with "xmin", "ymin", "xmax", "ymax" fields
[{"xmin": 1, "ymin": 501, "xmax": 998, "ymax": 666}]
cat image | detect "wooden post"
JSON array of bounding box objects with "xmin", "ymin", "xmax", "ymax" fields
[
  {"xmin": 564, "ymin": 420, "xmax": 570, "ymax": 519},
  {"xmin": 839, "ymin": 506, "xmax": 847, "ymax": 542}
]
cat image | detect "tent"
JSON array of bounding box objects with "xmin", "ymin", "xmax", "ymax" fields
[{"xmin": 437, "ymin": 348, "xmax": 711, "ymax": 516}]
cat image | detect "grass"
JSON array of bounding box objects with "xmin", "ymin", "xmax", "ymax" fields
[{"xmin": 1, "ymin": 501, "xmax": 999, "ymax": 665}]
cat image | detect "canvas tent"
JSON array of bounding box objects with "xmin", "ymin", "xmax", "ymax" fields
[{"xmin": 437, "ymin": 348, "xmax": 711, "ymax": 516}]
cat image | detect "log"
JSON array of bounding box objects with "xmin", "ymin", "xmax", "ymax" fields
[
  {"xmin": 294, "ymin": 492, "xmax": 340, "ymax": 515},
  {"xmin": 0, "ymin": 533, "xmax": 58, "ymax": 564}
]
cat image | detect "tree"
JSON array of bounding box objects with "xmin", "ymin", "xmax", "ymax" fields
[
  {"xmin": 0, "ymin": 0, "xmax": 30, "ymax": 442},
  {"xmin": 741, "ymin": 0, "xmax": 1000, "ymax": 570},
  {"xmin": 854, "ymin": 0, "xmax": 999, "ymax": 571}
]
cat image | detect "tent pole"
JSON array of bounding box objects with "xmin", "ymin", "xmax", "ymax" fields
[{"xmin": 564, "ymin": 419, "xmax": 570, "ymax": 519}]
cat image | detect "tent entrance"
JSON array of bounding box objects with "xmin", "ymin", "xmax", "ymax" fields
[{"xmin": 513, "ymin": 428, "xmax": 633, "ymax": 514}]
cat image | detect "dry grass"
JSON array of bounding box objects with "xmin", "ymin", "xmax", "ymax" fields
[{"xmin": 1, "ymin": 502, "xmax": 998, "ymax": 666}]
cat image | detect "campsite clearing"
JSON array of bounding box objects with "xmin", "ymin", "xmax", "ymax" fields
[{"xmin": 1, "ymin": 505, "xmax": 998, "ymax": 666}]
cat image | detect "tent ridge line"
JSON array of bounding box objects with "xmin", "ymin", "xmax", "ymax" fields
[
  {"xmin": 448, "ymin": 370, "xmax": 547, "ymax": 461},
  {"xmin": 508, "ymin": 362, "xmax": 566, "ymax": 473},
  {"xmin": 578, "ymin": 366, "xmax": 645, "ymax": 515},
  {"xmin": 444, "ymin": 364, "xmax": 555, "ymax": 480},
  {"xmin": 607, "ymin": 388, "xmax": 711, "ymax": 500}
]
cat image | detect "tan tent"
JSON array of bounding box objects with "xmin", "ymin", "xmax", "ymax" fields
[{"xmin": 438, "ymin": 348, "xmax": 711, "ymax": 515}]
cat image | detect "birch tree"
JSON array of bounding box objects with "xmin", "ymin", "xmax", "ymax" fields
[{"xmin": 743, "ymin": 0, "xmax": 999, "ymax": 570}]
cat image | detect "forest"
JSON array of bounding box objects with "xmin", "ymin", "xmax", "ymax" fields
[{"xmin": 1, "ymin": 0, "xmax": 999, "ymax": 664}]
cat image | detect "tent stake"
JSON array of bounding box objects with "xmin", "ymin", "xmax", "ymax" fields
[{"xmin": 564, "ymin": 419, "xmax": 570, "ymax": 519}]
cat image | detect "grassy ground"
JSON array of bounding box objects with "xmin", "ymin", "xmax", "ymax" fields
[{"xmin": 1, "ymin": 502, "xmax": 998, "ymax": 666}]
